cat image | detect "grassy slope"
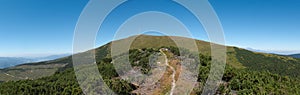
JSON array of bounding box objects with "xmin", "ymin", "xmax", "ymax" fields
[{"xmin": 114, "ymin": 35, "xmax": 245, "ymax": 69}]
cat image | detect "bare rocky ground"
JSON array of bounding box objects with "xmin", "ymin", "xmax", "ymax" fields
[
  {"xmin": 126, "ymin": 49, "xmax": 198, "ymax": 95},
  {"xmin": 123, "ymin": 52, "xmax": 168, "ymax": 95}
]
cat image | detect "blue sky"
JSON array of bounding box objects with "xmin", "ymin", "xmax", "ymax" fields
[{"xmin": 0, "ymin": 0, "xmax": 299, "ymax": 57}]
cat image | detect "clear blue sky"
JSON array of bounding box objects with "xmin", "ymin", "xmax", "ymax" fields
[{"xmin": 0, "ymin": 0, "xmax": 299, "ymax": 57}]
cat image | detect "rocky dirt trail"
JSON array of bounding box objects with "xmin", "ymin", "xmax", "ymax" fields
[{"xmin": 161, "ymin": 50, "xmax": 176, "ymax": 95}]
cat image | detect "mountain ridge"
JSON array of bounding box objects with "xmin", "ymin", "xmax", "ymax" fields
[
  {"xmin": 1, "ymin": 35, "xmax": 300, "ymax": 94},
  {"xmin": 1, "ymin": 35, "xmax": 300, "ymax": 81},
  {"xmin": 287, "ymin": 54, "xmax": 300, "ymax": 58}
]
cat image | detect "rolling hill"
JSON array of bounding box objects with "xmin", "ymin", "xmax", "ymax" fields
[{"xmin": 0, "ymin": 35, "xmax": 300, "ymax": 94}]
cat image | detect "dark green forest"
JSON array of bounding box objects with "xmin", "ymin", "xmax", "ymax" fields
[{"xmin": 234, "ymin": 47, "xmax": 300, "ymax": 77}]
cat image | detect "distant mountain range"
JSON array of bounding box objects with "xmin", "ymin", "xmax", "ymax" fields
[
  {"xmin": 287, "ymin": 54, "xmax": 300, "ymax": 58},
  {"xmin": 246, "ymin": 48, "xmax": 300, "ymax": 59},
  {"xmin": 0, "ymin": 57, "xmax": 34, "ymax": 69},
  {"xmin": 0, "ymin": 54, "xmax": 70, "ymax": 69}
]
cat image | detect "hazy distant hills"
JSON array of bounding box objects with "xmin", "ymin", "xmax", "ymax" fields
[
  {"xmin": 0, "ymin": 57, "xmax": 34, "ymax": 69},
  {"xmin": 246, "ymin": 48, "xmax": 300, "ymax": 59},
  {"xmin": 287, "ymin": 54, "xmax": 300, "ymax": 58},
  {"xmin": 0, "ymin": 54, "xmax": 70, "ymax": 69},
  {"xmin": 30, "ymin": 54, "xmax": 71, "ymax": 62}
]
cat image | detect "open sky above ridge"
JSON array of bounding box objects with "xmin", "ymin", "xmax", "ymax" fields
[{"xmin": 0, "ymin": 0, "xmax": 300, "ymax": 57}]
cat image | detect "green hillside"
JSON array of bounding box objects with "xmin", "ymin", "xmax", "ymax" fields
[
  {"xmin": 0, "ymin": 35, "xmax": 300, "ymax": 94},
  {"xmin": 234, "ymin": 47, "xmax": 300, "ymax": 77}
]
